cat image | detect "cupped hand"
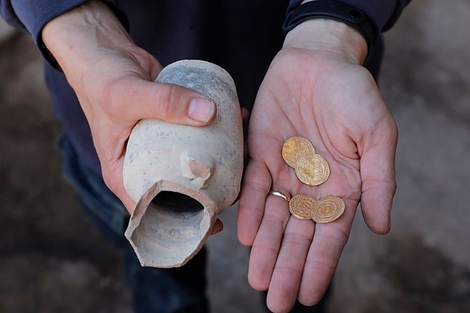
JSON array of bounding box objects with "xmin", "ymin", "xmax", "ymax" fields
[
  {"xmin": 42, "ymin": 1, "xmax": 217, "ymax": 212},
  {"xmin": 238, "ymin": 20, "xmax": 398, "ymax": 313}
]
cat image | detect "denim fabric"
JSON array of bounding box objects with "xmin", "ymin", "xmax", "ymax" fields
[{"xmin": 58, "ymin": 134, "xmax": 209, "ymax": 313}]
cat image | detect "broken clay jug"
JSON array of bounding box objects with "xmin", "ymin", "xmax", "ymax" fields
[{"xmin": 123, "ymin": 59, "xmax": 243, "ymax": 268}]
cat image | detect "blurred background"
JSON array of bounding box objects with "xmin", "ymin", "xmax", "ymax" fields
[{"xmin": 1, "ymin": 0, "xmax": 469, "ymax": 312}]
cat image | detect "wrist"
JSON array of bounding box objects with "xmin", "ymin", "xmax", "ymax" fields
[
  {"xmin": 42, "ymin": 0, "xmax": 133, "ymax": 74},
  {"xmin": 283, "ymin": 0, "xmax": 371, "ymax": 65},
  {"xmin": 283, "ymin": 17, "xmax": 368, "ymax": 65}
]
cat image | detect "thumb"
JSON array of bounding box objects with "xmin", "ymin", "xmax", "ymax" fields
[
  {"xmin": 126, "ymin": 80, "xmax": 217, "ymax": 126},
  {"xmin": 359, "ymin": 123, "xmax": 398, "ymax": 234}
]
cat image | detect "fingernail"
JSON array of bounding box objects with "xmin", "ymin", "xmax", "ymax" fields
[{"xmin": 188, "ymin": 97, "xmax": 215, "ymax": 123}]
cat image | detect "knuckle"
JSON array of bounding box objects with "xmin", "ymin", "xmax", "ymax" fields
[
  {"xmin": 102, "ymin": 172, "xmax": 117, "ymax": 194},
  {"xmin": 96, "ymin": 82, "xmax": 126, "ymax": 117},
  {"xmin": 101, "ymin": 163, "xmax": 120, "ymax": 195},
  {"xmin": 96, "ymin": 77, "xmax": 145, "ymax": 119},
  {"xmin": 155, "ymin": 84, "xmax": 181, "ymax": 120}
]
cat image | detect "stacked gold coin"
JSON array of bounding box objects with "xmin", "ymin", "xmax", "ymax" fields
[
  {"xmin": 288, "ymin": 194, "xmax": 345, "ymax": 223},
  {"xmin": 282, "ymin": 136, "xmax": 330, "ymax": 186},
  {"xmin": 281, "ymin": 136, "xmax": 345, "ymax": 223}
]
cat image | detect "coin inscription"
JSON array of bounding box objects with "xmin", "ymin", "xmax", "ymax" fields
[
  {"xmin": 282, "ymin": 136, "xmax": 315, "ymax": 168},
  {"xmin": 288, "ymin": 194, "xmax": 316, "ymax": 220},
  {"xmin": 295, "ymin": 154, "xmax": 330, "ymax": 186},
  {"xmin": 311, "ymin": 196, "xmax": 345, "ymax": 223}
]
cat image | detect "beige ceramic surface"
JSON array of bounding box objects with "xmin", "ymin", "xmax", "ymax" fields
[{"xmin": 123, "ymin": 60, "xmax": 243, "ymax": 268}]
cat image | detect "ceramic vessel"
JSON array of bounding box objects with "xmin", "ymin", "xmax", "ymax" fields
[{"xmin": 123, "ymin": 60, "xmax": 243, "ymax": 268}]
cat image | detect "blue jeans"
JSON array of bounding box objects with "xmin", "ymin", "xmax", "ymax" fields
[{"xmin": 58, "ymin": 135, "xmax": 209, "ymax": 313}]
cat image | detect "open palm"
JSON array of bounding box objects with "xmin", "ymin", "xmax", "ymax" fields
[{"xmin": 238, "ymin": 46, "xmax": 398, "ymax": 313}]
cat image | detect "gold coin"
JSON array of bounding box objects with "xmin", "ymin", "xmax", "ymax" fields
[
  {"xmin": 311, "ymin": 196, "xmax": 345, "ymax": 223},
  {"xmin": 282, "ymin": 136, "xmax": 315, "ymax": 168},
  {"xmin": 288, "ymin": 194, "xmax": 316, "ymax": 220},
  {"xmin": 295, "ymin": 154, "xmax": 330, "ymax": 186}
]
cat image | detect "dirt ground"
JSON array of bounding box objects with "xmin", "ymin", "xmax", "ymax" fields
[{"xmin": 1, "ymin": 0, "xmax": 470, "ymax": 312}]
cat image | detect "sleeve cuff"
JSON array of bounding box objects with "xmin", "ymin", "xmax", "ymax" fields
[
  {"xmin": 11, "ymin": 0, "xmax": 128, "ymax": 70},
  {"xmin": 286, "ymin": 0, "xmax": 410, "ymax": 33}
]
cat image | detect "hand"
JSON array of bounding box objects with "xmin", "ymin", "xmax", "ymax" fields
[
  {"xmin": 238, "ymin": 19, "xmax": 398, "ymax": 312},
  {"xmin": 42, "ymin": 1, "xmax": 216, "ymax": 212}
]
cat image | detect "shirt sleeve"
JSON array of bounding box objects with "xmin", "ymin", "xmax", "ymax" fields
[
  {"xmin": 287, "ymin": 0, "xmax": 412, "ymax": 33},
  {"xmin": 0, "ymin": 0, "xmax": 128, "ymax": 68}
]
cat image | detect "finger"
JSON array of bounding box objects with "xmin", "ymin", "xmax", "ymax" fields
[
  {"xmin": 101, "ymin": 157, "xmax": 136, "ymax": 213},
  {"xmin": 360, "ymin": 123, "xmax": 398, "ymax": 234},
  {"xmin": 297, "ymin": 198, "xmax": 356, "ymax": 306},
  {"xmin": 109, "ymin": 79, "xmax": 217, "ymax": 126},
  {"xmin": 237, "ymin": 160, "xmax": 272, "ymax": 246},
  {"xmin": 240, "ymin": 107, "xmax": 250, "ymax": 162},
  {"xmin": 241, "ymin": 107, "xmax": 250, "ymax": 124},
  {"xmin": 247, "ymin": 194, "xmax": 290, "ymax": 291},
  {"xmin": 91, "ymin": 117, "xmax": 136, "ymax": 213},
  {"xmin": 266, "ymin": 218, "xmax": 314, "ymax": 313},
  {"xmin": 209, "ymin": 219, "xmax": 224, "ymax": 235}
]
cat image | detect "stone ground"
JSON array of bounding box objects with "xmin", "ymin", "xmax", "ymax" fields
[{"xmin": 1, "ymin": 0, "xmax": 469, "ymax": 312}]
